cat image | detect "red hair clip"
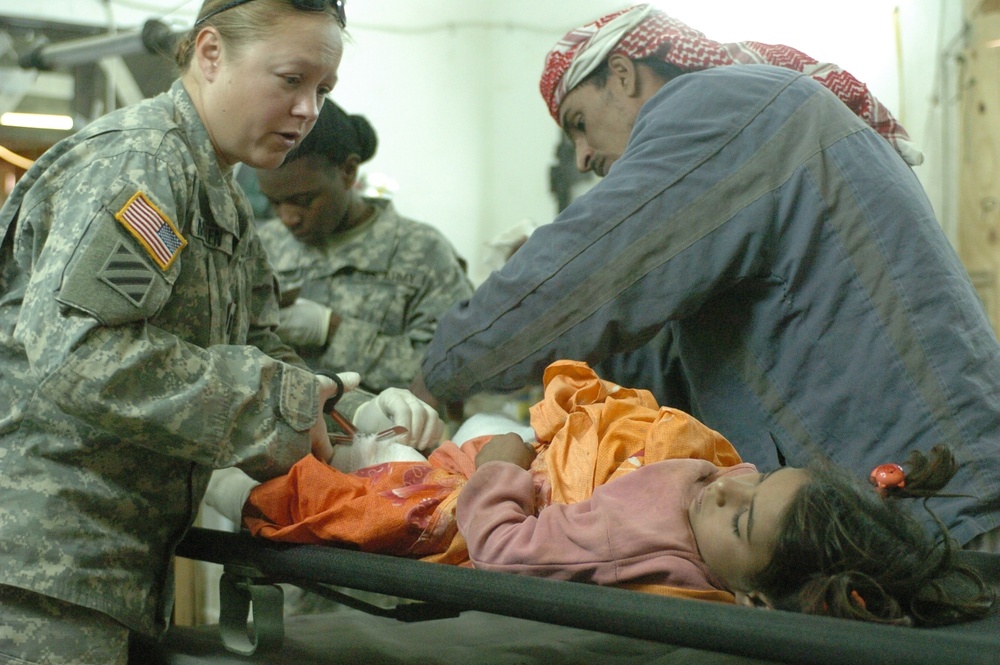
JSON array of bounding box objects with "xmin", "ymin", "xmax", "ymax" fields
[{"xmin": 869, "ymin": 463, "xmax": 906, "ymax": 495}]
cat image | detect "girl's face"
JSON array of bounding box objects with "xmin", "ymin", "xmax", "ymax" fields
[
  {"xmin": 688, "ymin": 467, "xmax": 809, "ymax": 601},
  {"xmin": 197, "ymin": 11, "xmax": 343, "ymax": 170}
]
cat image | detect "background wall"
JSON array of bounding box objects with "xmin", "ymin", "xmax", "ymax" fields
[
  {"xmin": 329, "ymin": 0, "xmax": 966, "ymax": 282},
  {"xmin": 0, "ymin": 0, "xmax": 968, "ymax": 283},
  {"xmin": 959, "ymin": 0, "xmax": 1000, "ymax": 330}
]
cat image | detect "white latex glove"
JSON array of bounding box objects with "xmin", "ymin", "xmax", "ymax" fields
[
  {"xmin": 204, "ymin": 467, "xmax": 260, "ymax": 525},
  {"xmin": 277, "ymin": 298, "xmax": 333, "ymax": 347},
  {"xmin": 353, "ymin": 388, "xmax": 443, "ymax": 451},
  {"xmin": 311, "ymin": 371, "xmax": 361, "ymax": 462},
  {"xmin": 330, "ymin": 433, "xmax": 426, "ymax": 473},
  {"xmin": 317, "ymin": 371, "xmax": 361, "ymax": 401}
]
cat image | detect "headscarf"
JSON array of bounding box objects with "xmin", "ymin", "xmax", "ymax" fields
[{"xmin": 539, "ymin": 4, "xmax": 922, "ymax": 166}]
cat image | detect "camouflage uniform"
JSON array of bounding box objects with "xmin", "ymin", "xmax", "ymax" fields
[
  {"xmin": 0, "ymin": 80, "xmax": 333, "ymax": 641},
  {"xmin": 0, "ymin": 584, "xmax": 128, "ymax": 665},
  {"xmin": 256, "ymin": 201, "xmax": 473, "ymax": 392}
]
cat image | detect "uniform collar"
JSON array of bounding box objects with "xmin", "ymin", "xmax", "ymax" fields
[
  {"xmin": 320, "ymin": 199, "xmax": 397, "ymax": 270},
  {"xmin": 171, "ymin": 80, "xmax": 243, "ymax": 236}
]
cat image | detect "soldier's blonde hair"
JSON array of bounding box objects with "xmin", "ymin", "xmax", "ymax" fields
[{"xmin": 174, "ymin": 0, "xmax": 340, "ymax": 70}]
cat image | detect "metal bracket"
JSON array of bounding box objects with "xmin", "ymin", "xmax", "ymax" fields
[
  {"xmin": 295, "ymin": 579, "xmax": 462, "ymax": 623},
  {"xmin": 218, "ymin": 565, "xmax": 285, "ymax": 656}
]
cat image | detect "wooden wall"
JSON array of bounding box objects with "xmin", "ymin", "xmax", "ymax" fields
[{"xmin": 961, "ymin": 0, "xmax": 1000, "ymax": 330}]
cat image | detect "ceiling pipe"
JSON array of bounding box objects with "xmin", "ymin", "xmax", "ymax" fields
[{"xmin": 17, "ymin": 19, "xmax": 178, "ymax": 71}]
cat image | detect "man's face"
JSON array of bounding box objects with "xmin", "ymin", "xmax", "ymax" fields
[{"xmin": 558, "ymin": 79, "xmax": 637, "ymax": 177}]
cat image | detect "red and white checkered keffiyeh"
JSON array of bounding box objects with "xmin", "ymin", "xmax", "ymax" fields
[{"xmin": 540, "ymin": 4, "xmax": 922, "ymax": 166}]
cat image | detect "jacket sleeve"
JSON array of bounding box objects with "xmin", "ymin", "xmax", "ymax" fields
[
  {"xmin": 315, "ymin": 225, "xmax": 474, "ymax": 391},
  {"xmin": 37, "ymin": 324, "xmax": 319, "ymax": 480},
  {"xmin": 243, "ymin": 229, "xmax": 310, "ymax": 369},
  {"xmin": 456, "ymin": 461, "xmax": 621, "ymax": 584},
  {"xmin": 420, "ymin": 70, "xmax": 806, "ymax": 401}
]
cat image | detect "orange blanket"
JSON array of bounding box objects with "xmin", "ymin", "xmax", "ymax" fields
[
  {"xmin": 532, "ymin": 360, "xmax": 742, "ymax": 504},
  {"xmin": 242, "ymin": 360, "xmax": 741, "ymax": 601},
  {"xmin": 242, "ymin": 438, "xmax": 487, "ymax": 561}
]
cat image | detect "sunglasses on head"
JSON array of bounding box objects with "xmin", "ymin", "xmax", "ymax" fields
[{"xmin": 195, "ymin": 0, "xmax": 346, "ymax": 29}]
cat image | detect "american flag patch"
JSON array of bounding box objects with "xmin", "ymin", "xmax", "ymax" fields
[{"xmin": 114, "ymin": 191, "xmax": 187, "ymax": 270}]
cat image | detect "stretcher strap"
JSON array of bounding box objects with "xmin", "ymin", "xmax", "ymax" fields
[
  {"xmin": 175, "ymin": 527, "xmax": 1000, "ymax": 665},
  {"xmin": 217, "ymin": 567, "xmax": 284, "ymax": 655}
]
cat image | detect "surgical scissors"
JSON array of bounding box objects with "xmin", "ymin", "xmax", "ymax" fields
[{"xmin": 317, "ymin": 370, "xmax": 407, "ymax": 445}]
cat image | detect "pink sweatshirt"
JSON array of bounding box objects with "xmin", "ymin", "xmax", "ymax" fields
[{"xmin": 457, "ymin": 457, "xmax": 757, "ymax": 592}]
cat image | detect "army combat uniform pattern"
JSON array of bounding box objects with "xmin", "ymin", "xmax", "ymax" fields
[
  {"xmin": 0, "ymin": 80, "xmax": 327, "ymax": 638},
  {"xmin": 256, "ymin": 201, "xmax": 473, "ymax": 393}
]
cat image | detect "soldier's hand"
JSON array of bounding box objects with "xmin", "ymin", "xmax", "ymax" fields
[
  {"xmin": 278, "ymin": 298, "xmax": 334, "ymax": 347},
  {"xmin": 310, "ymin": 371, "xmax": 360, "ymax": 462},
  {"xmin": 354, "ymin": 388, "xmax": 443, "ymax": 451}
]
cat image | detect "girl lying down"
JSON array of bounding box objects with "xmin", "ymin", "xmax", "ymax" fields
[{"xmin": 204, "ymin": 360, "xmax": 994, "ymax": 625}]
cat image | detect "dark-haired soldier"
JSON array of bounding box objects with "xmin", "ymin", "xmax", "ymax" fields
[{"xmin": 256, "ymin": 101, "xmax": 473, "ymax": 395}]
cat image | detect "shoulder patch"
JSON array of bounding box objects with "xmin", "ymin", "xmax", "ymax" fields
[
  {"xmin": 98, "ymin": 241, "xmax": 158, "ymax": 307},
  {"xmin": 114, "ymin": 191, "xmax": 187, "ymax": 270}
]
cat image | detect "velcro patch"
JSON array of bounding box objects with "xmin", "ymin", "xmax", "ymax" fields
[
  {"xmin": 114, "ymin": 191, "xmax": 187, "ymax": 270},
  {"xmin": 98, "ymin": 241, "xmax": 157, "ymax": 307}
]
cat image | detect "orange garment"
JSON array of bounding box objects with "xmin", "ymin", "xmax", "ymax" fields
[
  {"xmin": 243, "ymin": 436, "xmax": 489, "ymax": 559},
  {"xmin": 243, "ymin": 359, "xmax": 743, "ymax": 602},
  {"xmin": 531, "ymin": 360, "xmax": 742, "ymax": 504}
]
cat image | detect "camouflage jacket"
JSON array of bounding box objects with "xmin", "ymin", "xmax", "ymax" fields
[
  {"xmin": 0, "ymin": 80, "xmax": 325, "ymax": 635},
  {"xmin": 257, "ymin": 200, "xmax": 472, "ymax": 392}
]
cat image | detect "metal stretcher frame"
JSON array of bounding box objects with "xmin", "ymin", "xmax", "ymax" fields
[{"xmin": 174, "ymin": 526, "xmax": 1000, "ymax": 665}]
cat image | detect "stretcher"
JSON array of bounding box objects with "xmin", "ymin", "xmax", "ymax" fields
[{"xmin": 172, "ymin": 526, "xmax": 1000, "ymax": 665}]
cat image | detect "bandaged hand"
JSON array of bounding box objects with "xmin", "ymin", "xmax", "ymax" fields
[
  {"xmin": 353, "ymin": 388, "xmax": 443, "ymax": 451},
  {"xmin": 277, "ymin": 298, "xmax": 333, "ymax": 347},
  {"xmin": 311, "ymin": 371, "xmax": 361, "ymax": 462},
  {"xmin": 475, "ymin": 433, "xmax": 537, "ymax": 470}
]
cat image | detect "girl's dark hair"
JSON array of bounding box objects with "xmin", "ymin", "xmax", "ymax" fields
[
  {"xmin": 750, "ymin": 446, "xmax": 994, "ymax": 626},
  {"xmin": 281, "ymin": 100, "xmax": 377, "ymax": 168}
]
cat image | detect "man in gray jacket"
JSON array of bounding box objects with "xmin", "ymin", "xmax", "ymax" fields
[{"xmin": 418, "ymin": 5, "xmax": 1000, "ymax": 551}]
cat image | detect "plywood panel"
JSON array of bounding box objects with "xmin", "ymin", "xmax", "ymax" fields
[
  {"xmin": 172, "ymin": 556, "xmax": 198, "ymax": 627},
  {"xmin": 959, "ymin": 2, "xmax": 1000, "ymax": 331}
]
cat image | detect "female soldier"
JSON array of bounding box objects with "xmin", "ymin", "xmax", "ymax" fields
[
  {"xmin": 0, "ymin": 1, "xmax": 438, "ymax": 662},
  {"xmin": 255, "ymin": 101, "xmax": 473, "ymax": 396}
]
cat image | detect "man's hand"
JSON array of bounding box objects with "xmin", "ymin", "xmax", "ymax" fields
[{"xmin": 408, "ymin": 372, "xmax": 439, "ymax": 410}]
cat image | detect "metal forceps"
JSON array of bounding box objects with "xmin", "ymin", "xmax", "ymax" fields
[{"xmin": 317, "ymin": 370, "xmax": 407, "ymax": 445}]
